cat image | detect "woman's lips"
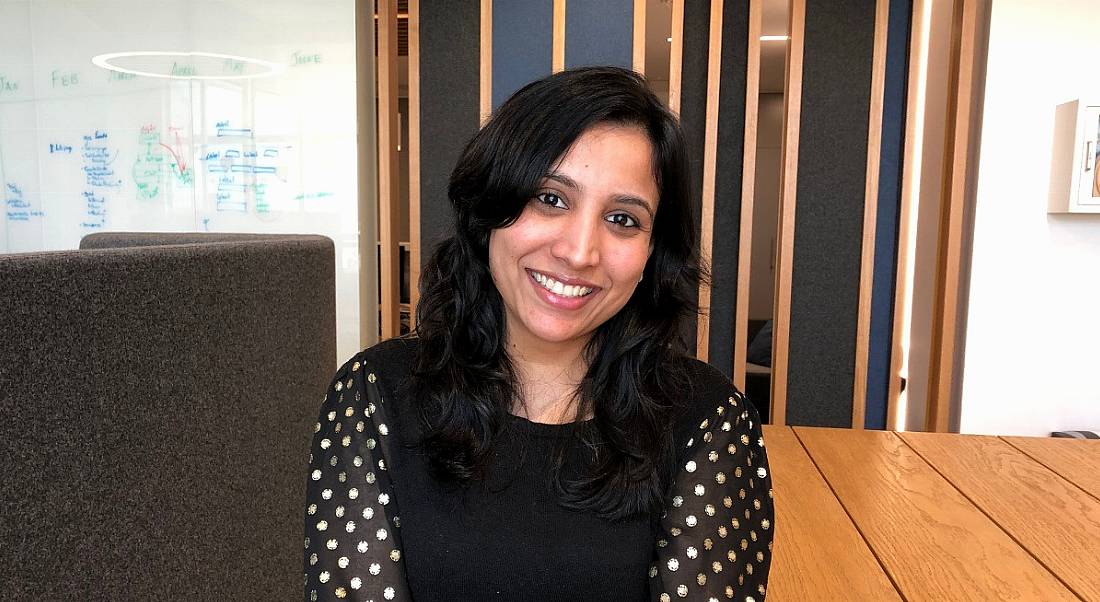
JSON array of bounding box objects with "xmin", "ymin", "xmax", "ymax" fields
[
  {"xmin": 526, "ymin": 269, "xmax": 599, "ymax": 310},
  {"xmin": 528, "ymin": 268, "xmax": 598, "ymax": 289}
]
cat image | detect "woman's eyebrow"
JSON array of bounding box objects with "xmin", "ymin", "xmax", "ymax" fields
[
  {"xmin": 545, "ymin": 172, "xmax": 656, "ymax": 218},
  {"xmin": 612, "ymin": 194, "xmax": 656, "ymax": 219},
  {"xmin": 544, "ymin": 172, "xmax": 580, "ymax": 190}
]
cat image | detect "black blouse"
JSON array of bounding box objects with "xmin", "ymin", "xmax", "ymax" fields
[{"xmin": 303, "ymin": 337, "xmax": 774, "ymax": 601}]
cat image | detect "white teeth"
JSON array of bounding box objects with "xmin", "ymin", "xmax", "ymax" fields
[{"xmin": 531, "ymin": 271, "xmax": 593, "ymax": 298}]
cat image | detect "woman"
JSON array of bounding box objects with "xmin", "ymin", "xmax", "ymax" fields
[{"xmin": 303, "ymin": 66, "xmax": 773, "ymax": 601}]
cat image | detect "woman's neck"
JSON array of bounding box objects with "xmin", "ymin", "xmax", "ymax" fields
[{"xmin": 505, "ymin": 333, "xmax": 592, "ymax": 424}]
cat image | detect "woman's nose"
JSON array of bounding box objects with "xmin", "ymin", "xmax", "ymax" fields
[{"xmin": 550, "ymin": 211, "xmax": 600, "ymax": 268}]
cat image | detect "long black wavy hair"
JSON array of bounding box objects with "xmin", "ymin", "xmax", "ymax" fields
[{"xmin": 412, "ymin": 66, "xmax": 706, "ymax": 521}]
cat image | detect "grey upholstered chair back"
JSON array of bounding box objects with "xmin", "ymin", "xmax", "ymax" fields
[{"xmin": 0, "ymin": 233, "xmax": 337, "ymax": 600}]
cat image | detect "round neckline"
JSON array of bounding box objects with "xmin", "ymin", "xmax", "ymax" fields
[{"xmin": 507, "ymin": 413, "xmax": 594, "ymax": 438}]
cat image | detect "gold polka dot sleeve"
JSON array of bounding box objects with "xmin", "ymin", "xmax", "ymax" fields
[
  {"xmin": 303, "ymin": 360, "xmax": 411, "ymax": 601},
  {"xmin": 650, "ymin": 391, "xmax": 774, "ymax": 602}
]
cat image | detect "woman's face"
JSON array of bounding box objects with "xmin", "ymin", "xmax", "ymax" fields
[{"xmin": 488, "ymin": 122, "xmax": 659, "ymax": 353}]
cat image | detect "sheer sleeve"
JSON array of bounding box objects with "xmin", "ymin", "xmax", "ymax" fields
[
  {"xmin": 303, "ymin": 358, "xmax": 412, "ymax": 601},
  {"xmin": 650, "ymin": 390, "xmax": 774, "ymax": 602}
]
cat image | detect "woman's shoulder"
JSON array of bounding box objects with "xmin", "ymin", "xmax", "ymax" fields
[
  {"xmin": 332, "ymin": 334, "xmax": 420, "ymax": 384},
  {"xmin": 318, "ymin": 335, "xmax": 423, "ymax": 448},
  {"xmin": 674, "ymin": 354, "xmax": 740, "ymax": 393},
  {"xmin": 325, "ymin": 335, "xmax": 420, "ymax": 421},
  {"xmin": 360, "ymin": 334, "xmax": 420, "ymax": 374},
  {"xmin": 667, "ymin": 354, "xmax": 743, "ymax": 410},
  {"xmin": 666, "ymin": 354, "xmax": 759, "ymax": 449}
]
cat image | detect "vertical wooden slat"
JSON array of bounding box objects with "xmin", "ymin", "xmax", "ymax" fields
[
  {"xmin": 732, "ymin": 0, "xmax": 762, "ymax": 390},
  {"xmin": 632, "ymin": 0, "xmax": 646, "ymax": 75},
  {"xmin": 480, "ymin": 0, "xmax": 492, "ymax": 125},
  {"xmin": 553, "ymin": 0, "xmax": 566, "ymax": 72},
  {"xmin": 668, "ymin": 0, "xmax": 684, "ymax": 116},
  {"xmin": 377, "ymin": 0, "xmax": 401, "ymax": 339},
  {"xmin": 772, "ymin": 0, "xmax": 805, "ymax": 427},
  {"xmin": 926, "ymin": 0, "xmax": 987, "ymax": 432},
  {"xmin": 888, "ymin": 0, "xmax": 928, "ymax": 431},
  {"xmin": 925, "ymin": 0, "xmax": 966, "ymax": 433},
  {"xmin": 356, "ymin": 0, "xmax": 379, "ymax": 348},
  {"xmin": 408, "ymin": 0, "xmax": 421, "ymax": 326},
  {"xmin": 852, "ymin": 0, "xmax": 890, "ymax": 429},
  {"xmin": 695, "ymin": 0, "xmax": 724, "ymax": 361}
]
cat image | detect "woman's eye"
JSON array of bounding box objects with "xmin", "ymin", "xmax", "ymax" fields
[
  {"xmin": 535, "ymin": 192, "xmax": 566, "ymax": 208},
  {"xmin": 607, "ymin": 213, "xmax": 639, "ymax": 229}
]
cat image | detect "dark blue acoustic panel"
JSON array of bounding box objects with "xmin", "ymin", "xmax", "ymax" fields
[
  {"xmin": 785, "ymin": 0, "xmax": 876, "ymax": 427},
  {"xmin": 865, "ymin": 0, "xmax": 912, "ymax": 430},
  {"xmin": 492, "ymin": 0, "xmax": 554, "ymax": 110},
  {"xmin": 677, "ymin": 0, "xmax": 712, "ymax": 355},
  {"xmin": 420, "ymin": 2, "xmax": 482, "ymax": 263},
  {"xmin": 707, "ymin": 0, "xmax": 750, "ymax": 380},
  {"xmin": 565, "ymin": 0, "xmax": 633, "ymax": 69}
]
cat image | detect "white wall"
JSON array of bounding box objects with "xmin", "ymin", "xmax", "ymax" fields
[{"xmin": 959, "ymin": 0, "xmax": 1100, "ymax": 435}]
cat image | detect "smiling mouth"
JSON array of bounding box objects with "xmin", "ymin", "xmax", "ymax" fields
[{"xmin": 529, "ymin": 270, "xmax": 595, "ymax": 298}]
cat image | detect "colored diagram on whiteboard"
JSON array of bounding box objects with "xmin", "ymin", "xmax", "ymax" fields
[
  {"xmin": 200, "ymin": 120, "xmax": 296, "ymax": 215},
  {"xmin": 133, "ymin": 124, "xmax": 194, "ymax": 200},
  {"xmin": 81, "ymin": 129, "xmax": 122, "ymax": 229},
  {"xmin": 5, "ymin": 182, "xmax": 43, "ymax": 223}
]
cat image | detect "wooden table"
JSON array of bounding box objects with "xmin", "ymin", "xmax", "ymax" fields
[{"xmin": 763, "ymin": 425, "xmax": 1100, "ymax": 601}]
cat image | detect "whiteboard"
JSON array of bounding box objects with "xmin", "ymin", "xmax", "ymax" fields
[{"xmin": 0, "ymin": 0, "xmax": 363, "ymax": 362}]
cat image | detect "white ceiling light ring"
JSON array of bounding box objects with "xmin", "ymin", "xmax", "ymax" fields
[{"xmin": 91, "ymin": 51, "xmax": 287, "ymax": 80}]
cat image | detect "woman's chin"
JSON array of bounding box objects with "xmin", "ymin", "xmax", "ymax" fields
[{"xmin": 522, "ymin": 321, "xmax": 594, "ymax": 348}]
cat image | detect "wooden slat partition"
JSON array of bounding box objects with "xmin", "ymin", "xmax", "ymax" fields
[
  {"xmin": 902, "ymin": 431, "xmax": 1100, "ymax": 600},
  {"xmin": 408, "ymin": 0, "xmax": 421, "ymax": 325},
  {"xmin": 480, "ymin": 0, "xmax": 492, "ymax": 125},
  {"xmin": 926, "ymin": 0, "xmax": 990, "ymax": 432},
  {"xmin": 376, "ymin": 0, "xmax": 401, "ymax": 339},
  {"xmin": 553, "ymin": 0, "xmax": 566, "ymax": 72},
  {"xmin": 795, "ymin": 426, "xmax": 1078, "ymax": 600},
  {"xmin": 632, "ymin": 0, "xmax": 645, "ymax": 75},
  {"xmin": 781, "ymin": 0, "xmax": 881, "ymax": 428},
  {"xmin": 763, "ymin": 426, "xmax": 901, "ymax": 601},
  {"xmin": 852, "ymin": 0, "xmax": 890, "ymax": 429},
  {"xmin": 674, "ymin": 0, "xmax": 712, "ymax": 355},
  {"xmin": 887, "ymin": 0, "xmax": 928, "ymax": 431},
  {"xmin": 703, "ymin": 0, "xmax": 750, "ymax": 380},
  {"xmin": 861, "ymin": 0, "xmax": 912, "ymax": 431},
  {"xmin": 862, "ymin": 0, "xmax": 915, "ymax": 430},
  {"xmin": 355, "ymin": 0, "xmax": 379, "ymax": 347},
  {"xmin": 667, "ymin": 0, "xmax": 684, "ymax": 116},
  {"xmin": 1003, "ymin": 436, "xmax": 1100, "ymax": 500},
  {"xmin": 771, "ymin": 0, "xmax": 805, "ymax": 426},
  {"xmin": 695, "ymin": 0, "xmax": 723, "ymax": 361},
  {"xmin": 732, "ymin": 0, "xmax": 761, "ymax": 390}
]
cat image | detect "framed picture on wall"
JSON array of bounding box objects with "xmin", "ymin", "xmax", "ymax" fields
[
  {"xmin": 1092, "ymin": 109, "xmax": 1100, "ymax": 199},
  {"xmin": 1049, "ymin": 100, "xmax": 1100, "ymax": 213}
]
